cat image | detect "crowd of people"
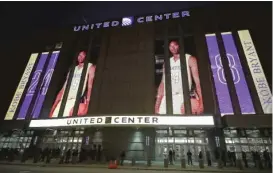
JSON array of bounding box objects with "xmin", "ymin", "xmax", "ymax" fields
[
  {"xmin": 0, "ymin": 146, "xmax": 271, "ymax": 169},
  {"xmin": 0, "ymin": 144, "xmax": 104, "ymax": 164},
  {"xmin": 164, "ymin": 148, "xmax": 271, "ymax": 169}
]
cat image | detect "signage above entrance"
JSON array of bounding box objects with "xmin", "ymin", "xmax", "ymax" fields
[
  {"xmin": 73, "ymin": 10, "xmax": 190, "ymax": 32},
  {"xmin": 29, "ymin": 115, "xmax": 214, "ymax": 128}
]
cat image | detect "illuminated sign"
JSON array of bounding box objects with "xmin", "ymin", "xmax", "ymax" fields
[
  {"xmin": 122, "ymin": 17, "xmax": 134, "ymax": 26},
  {"xmin": 73, "ymin": 11, "xmax": 190, "ymax": 32},
  {"xmin": 238, "ymin": 30, "xmax": 272, "ymax": 114},
  {"xmin": 5, "ymin": 53, "xmax": 39, "ymax": 120},
  {"xmin": 29, "ymin": 115, "xmax": 214, "ymax": 127}
]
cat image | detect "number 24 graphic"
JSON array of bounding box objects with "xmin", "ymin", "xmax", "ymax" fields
[{"xmin": 215, "ymin": 53, "xmax": 240, "ymax": 84}]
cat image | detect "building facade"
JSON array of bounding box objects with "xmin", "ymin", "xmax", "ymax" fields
[{"xmin": 0, "ymin": 3, "xmax": 271, "ymax": 164}]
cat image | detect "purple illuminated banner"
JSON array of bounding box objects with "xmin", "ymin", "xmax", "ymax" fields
[
  {"xmin": 205, "ymin": 34, "xmax": 234, "ymax": 115},
  {"xmin": 17, "ymin": 52, "xmax": 49, "ymax": 119},
  {"xmin": 221, "ymin": 32, "xmax": 255, "ymax": 114},
  {"xmin": 31, "ymin": 51, "xmax": 60, "ymax": 118}
]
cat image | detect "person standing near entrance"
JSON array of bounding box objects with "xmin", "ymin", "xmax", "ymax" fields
[
  {"xmin": 227, "ymin": 150, "xmax": 232, "ymax": 165},
  {"xmin": 173, "ymin": 150, "xmax": 176, "ymax": 163},
  {"xmin": 169, "ymin": 149, "xmax": 173, "ymax": 165},
  {"xmin": 65, "ymin": 149, "xmax": 71, "ymax": 163},
  {"xmin": 263, "ymin": 149, "xmax": 271, "ymax": 169},
  {"xmin": 251, "ymin": 151, "xmax": 256, "ymax": 167},
  {"xmin": 231, "ymin": 151, "xmax": 236, "ymax": 167},
  {"xmin": 97, "ymin": 145, "xmax": 102, "ymax": 162},
  {"xmin": 242, "ymin": 151, "xmax": 248, "ymax": 168},
  {"xmin": 221, "ymin": 150, "xmax": 227, "ymax": 167},
  {"xmin": 206, "ymin": 150, "xmax": 212, "ymax": 166},
  {"xmin": 120, "ymin": 151, "xmax": 126, "ymax": 166},
  {"xmin": 187, "ymin": 150, "xmax": 192, "ymax": 165}
]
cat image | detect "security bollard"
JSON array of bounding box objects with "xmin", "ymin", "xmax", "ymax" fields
[
  {"xmin": 59, "ymin": 155, "xmax": 64, "ymax": 164},
  {"xmin": 257, "ymin": 160, "xmax": 264, "ymax": 170},
  {"xmin": 72, "ymin": 155, "xmax": 77, "ymax": 164},
  {"xmin": 164, "ymin": 158, "xmax": 168, "ymax": 168},
  {"xmin": 147, "ymin": 158, "xmax": 151, "ymax": 166},
  {"xmin": 199, "ymin": 159, "xmax": 204, "ymax": 169},
  {"xmin": 181, "ymin": 158, "xmax": 186, "ymax": 168},
  {"xmin": 236, "ymin": 159, "xmax": 243, "ymax": 170},
  {"xmin": 217, "ymin": 159, "xmax": 223, "ymax": 169},
  {"xmin": 131, "ymin": 158, "xmax": 135, "ymax": 166}
]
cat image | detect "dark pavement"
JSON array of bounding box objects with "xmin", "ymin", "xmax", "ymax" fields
[
  {"xmin": 0, "ymin": 164, "xmax": 271, "ymax": 173},
  {"xmin": 0, "ymin": 165, "xmax": 204, "ymax": 173}
]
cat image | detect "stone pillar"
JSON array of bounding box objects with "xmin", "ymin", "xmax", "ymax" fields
[{"xmin": 164, "ymin": 158, "xmax": 169, "ymax": 168}]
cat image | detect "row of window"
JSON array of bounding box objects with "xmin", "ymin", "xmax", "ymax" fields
[
  {"xmin": 224, "ymin": 129, "xmax": 271, "ymax": 138},
  {"xmin": 225, "ymin": 137, "xmax": 271, "ymax": 144},
  {"xmin": 156, "ymin": 130, "xmax": 206, "ymax": 136},
  {"xmin": 43, "ymin": 137, "xmax": 83, "ymax": 143},
  {"xmin": 156, "ymin": 137, "xmax": 208, "ymax": 144}
]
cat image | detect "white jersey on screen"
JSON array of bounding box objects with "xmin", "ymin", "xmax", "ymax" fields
[
  {"xmin": 52, "ymin": 63, "xmax": 92, "ymax": 118},
  {"xmin": 158, "ymin": 54, "xmax": 192, "ymax": 114}
]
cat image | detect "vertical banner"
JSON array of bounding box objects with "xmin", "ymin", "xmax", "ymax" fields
[
  {"xmin": 154, "ymin": 40, "xmax": 167, "ymax": 114},
  {"xmin": 168, "ymin": 40, "xmax": 185, "ymax": 114},
  {"xmin": 31, "ymin": 51, "xmax": 60, "ymax": 118},
  {"xmin": 205, "ymin": 34, "xmax": 234, "ymax": 115},
  {"xmin": 181, "ymin": 37, "xmax": 204, "ymax": 115},
  {"xmin": 221, "ymin": 32, "xmax": 255, "ymax": 114},
  {"xmin": 5, "ymin": 53, "xmax": 39, "ymax": 120},
  {"xmin": 238, "ymin": 30, "xmax": 272, "ymax": 114},
  {"xmin": 17, "ymin": 52, "xmax": 49, "ymax": 119}
]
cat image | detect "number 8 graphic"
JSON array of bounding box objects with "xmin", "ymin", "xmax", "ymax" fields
[{"xmin": 215, "ymin": 53, "xmax": 240, "ymax": 84}]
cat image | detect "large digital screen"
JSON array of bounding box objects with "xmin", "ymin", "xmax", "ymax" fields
[
  {"xmin": 238, "ymin": 30, "xmax": 272, "ymax": 114},
  {"xmin": 155, "ymin": 37, "xmax": 204, "ymax": 115},
  {"xmin": 49, "ymin": 40, "xmax": 100, "ymax": 118},
  {"xmin": 49, "ymin": 51, "xmax": 95, "ymax": 118},
  {"xmin": 5, "ymin": 53, "xmax": 39, "ymax": 120},
  {"xmin": 205, "ymin": 34, "xmax": 234, "ymax": 115},
  {"xmin": 221, "ymin": 32, "xmax": 255, "ymax": 114}
]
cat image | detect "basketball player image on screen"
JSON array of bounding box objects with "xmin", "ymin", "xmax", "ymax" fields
[
  {"xmin": 49, "ymin": 51, "xmax": 96, "ymax": 118},
  {"xmin": 155, "ymin": 41, "xmax": 204, "ymax": 115}
]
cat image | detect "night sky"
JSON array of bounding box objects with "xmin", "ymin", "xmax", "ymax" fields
[{"xmin": 0, "ymin": 2, "xmax": 271, "ymax": 119}]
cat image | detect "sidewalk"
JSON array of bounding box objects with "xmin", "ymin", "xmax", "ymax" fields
[{"xmin": 0, "ymin": 160, "xmax": 271, "ymax": 173}]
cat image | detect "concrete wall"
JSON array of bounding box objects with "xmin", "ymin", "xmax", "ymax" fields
[{"xmin": 89, "ymin": 23, "xmax": 155, "ymax": 114}]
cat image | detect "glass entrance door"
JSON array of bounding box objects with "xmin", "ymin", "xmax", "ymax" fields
[{"xmin": 155, "ymin": 136, "xmax": 209, "ymax": 163}]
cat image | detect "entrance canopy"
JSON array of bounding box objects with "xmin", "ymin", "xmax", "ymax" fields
[{"xmin": 29, "ymin": 115, "xmax": 214, "ymax": 128}]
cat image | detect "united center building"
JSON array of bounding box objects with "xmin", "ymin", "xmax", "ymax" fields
[{"xmin": 0, "ymin": 3, "xmax": 271, "ymax": 164}]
